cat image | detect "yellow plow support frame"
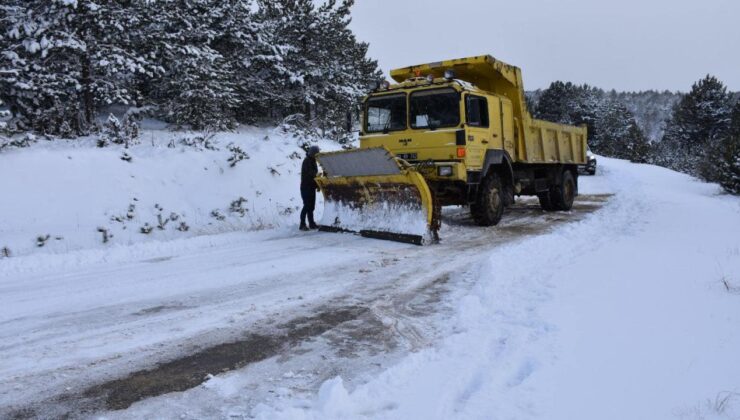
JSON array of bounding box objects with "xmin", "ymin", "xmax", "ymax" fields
[{"xmin": 315, "ymin": 147, "xmax": 437, "ymax": 245}]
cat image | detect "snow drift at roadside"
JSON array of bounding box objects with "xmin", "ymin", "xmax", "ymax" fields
[
  {"xmin": 0, "ymin": 127, "xmax": 336, "ymax": 261},
  {"xmin": 250, "ymin": 158, "xmax": 740, "ymax": 420}
]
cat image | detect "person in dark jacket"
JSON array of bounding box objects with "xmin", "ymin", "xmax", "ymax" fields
[{"xmin": 299, "ymin": 145, "xmax": 320, "ymax": 231}]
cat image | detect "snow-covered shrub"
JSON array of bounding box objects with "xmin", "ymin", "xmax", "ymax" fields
[
  {"xmin": 210, "ymin": 210, "xmax": 226, "ymax": 221},
  {"xmin": 722, "ymin": 277, "xmax": 740, "ymax": 295},
  {"xmin": 229, "ymin": 197, "xmax": 249, "ymax": 217},
  {"xmin": 227, "ymin": 144, "xmax": 250, "ymax": 167},
  {"xmin": 97, "ymin": 227, "xmax": 112, "ymax": 244},
  {"xmin": 277, "ymin": 114, "xmax": 320, "ymax": 142},
  {"xmin": 0, "ymin": 133, "xmax": 37, "ymax": 153},
  {"xmin": 175, "ymin": 132, "xmax": 218, "ymax": 151},
  {"xmin": 36, "ymin": 235, "xmax": 50, "ymax": 248},
  {"xmin": 156, "ymin": 214, "xmax": 169, "ymax": 230},
  {"xmin": 98, "ymin": 114, "xmax": 139, "ymax": 148}
]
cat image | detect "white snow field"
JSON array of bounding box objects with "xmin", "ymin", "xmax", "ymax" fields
[
  {"xmin": 1, "ymin": 135, "xmax": 739, "ymax": 419},
  {"xmin": 0, "ymin": 126, "xmax": 337, "ymax": 265}
]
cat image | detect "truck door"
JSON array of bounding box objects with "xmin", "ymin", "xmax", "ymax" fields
[{"xmin": 464, "ymin": 94, "xmax": 490, "ymax": 169}]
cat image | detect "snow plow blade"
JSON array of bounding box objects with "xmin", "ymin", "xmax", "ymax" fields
[{"xmin": 315, "ymin": 147, "xmax": 436, "ymax": 245}]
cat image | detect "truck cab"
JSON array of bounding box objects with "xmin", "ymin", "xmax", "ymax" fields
[{"xmin": 359, "ymin": 76, "xmax": 515, "ymax": 205}]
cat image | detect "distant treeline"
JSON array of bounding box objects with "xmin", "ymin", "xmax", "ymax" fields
[
  {"xmin": 0, "ymin": 0, "xmax": 381, "ymax": 140},
  {"xmin": 527, "ymin": 79, "xmax": 739, "ymax": 194}
]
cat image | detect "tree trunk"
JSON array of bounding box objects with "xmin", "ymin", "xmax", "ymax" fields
[{"xmin": 81, "ymin": 53, "xmax": 94, "ymax": 128}]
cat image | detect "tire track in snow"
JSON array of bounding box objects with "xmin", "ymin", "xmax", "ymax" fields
[{"xmin": 1, "ymin": 196, "xmax": 608, "ymax": 419}]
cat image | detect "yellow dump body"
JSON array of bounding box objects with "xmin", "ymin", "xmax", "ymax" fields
[{"xmin": 389, "ymin": 55, "xmax": 587, "ymax": 165}]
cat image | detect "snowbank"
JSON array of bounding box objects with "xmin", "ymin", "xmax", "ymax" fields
[
  {"xmin": 0, "ymin": 127, "xmax": 336, "ymax": 264},
  {"xmin": 251, "ymin": 158, "xmax": 740, "ymax": 419}
]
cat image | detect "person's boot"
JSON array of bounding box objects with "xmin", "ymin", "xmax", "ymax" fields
[
  {"xmin": 308, "ymin": 214, "xmax": 318, "ymax": 229},
  {"xmin": 299, "ymin": 223, "xmax": 309, "ymax": 231}
]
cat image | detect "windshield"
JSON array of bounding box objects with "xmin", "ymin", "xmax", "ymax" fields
[
  {"xmin": 410, "ymin": 88, "xmax": 460, "ymax": 130},
  {"xmin": 365, "ymin": 93, "xmax": 406, "ymax": 133}
]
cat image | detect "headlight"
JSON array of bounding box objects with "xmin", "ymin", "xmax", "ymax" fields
[{"xmin": 438, "ymin": 166, "xmax": 453, "ymax": 177}]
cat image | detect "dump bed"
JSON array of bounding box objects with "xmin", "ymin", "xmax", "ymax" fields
[{"xmin": 390, "ymin": 55, "xmax": 587, "ymax": 165}]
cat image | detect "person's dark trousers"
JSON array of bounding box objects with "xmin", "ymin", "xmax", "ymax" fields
[{"xmin": 300, "ymin": 186, "xmax": 317, "ymax": 228}]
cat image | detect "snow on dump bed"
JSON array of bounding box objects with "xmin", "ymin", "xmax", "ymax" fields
[
  {"xmin": 0, "ymin": 127, "xmax": 337, "ymax": 264},
  {"xmin": 243, "ymin": 159, "xmax": 740, "ymax": 420}
]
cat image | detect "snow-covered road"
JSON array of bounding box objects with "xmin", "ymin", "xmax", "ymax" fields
[
  {"xmin": 2, "ymin": 157, "xmax": 739, "ymax": 420},
  {"xmin": 1, "ymin": 189, "xmax": 602, "ymax": 417},
  {"xmin": 247, "ymin": 159, "xmax": 740, "ymax": 420}
]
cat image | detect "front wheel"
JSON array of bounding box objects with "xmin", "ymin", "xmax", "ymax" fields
[{"xmin": 471, "ymin": 173, "xmax": 505, "ymax": 226}]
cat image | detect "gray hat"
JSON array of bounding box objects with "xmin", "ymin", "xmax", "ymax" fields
[{"xmin": 307, "ymin": 145, "xmax": 320, "ymax": 157}]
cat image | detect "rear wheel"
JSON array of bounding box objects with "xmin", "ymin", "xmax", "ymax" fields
[
  {"xmin": 471, "ymin": 173, "xmax": 505, "ymax": 226},
  {"xmin": 554, "ymin": 170, "xmax": 576, "ymax": 210},
  {"xmin": 539, "ymin": 170, "xmax": 576, "ymax": 211},
  {"xmin": 537, "ymin": 191, "xmax": 555, "ymax": 211}
]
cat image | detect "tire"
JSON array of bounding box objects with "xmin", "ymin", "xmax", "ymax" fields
[
  {"xmin": 471, "ymin": 173, "xmax": 505, "ymax": 226},
  {"xmin": 551, "ymin": 170, "xmax": 576, "ymax": 211},
  {"xmin": 538, "ymin": 191, "xmax": 555, "ymax": 211}
]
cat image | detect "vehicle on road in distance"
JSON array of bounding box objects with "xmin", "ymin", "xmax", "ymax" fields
[{"xmin": 579, "ymin": 146, "xmax": 597, "ymax": 175}]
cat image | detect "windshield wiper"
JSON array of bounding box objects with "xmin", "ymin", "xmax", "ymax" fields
[{"xmin": 383, "ymin": 117, "xmax": 392, "ymax": 134}]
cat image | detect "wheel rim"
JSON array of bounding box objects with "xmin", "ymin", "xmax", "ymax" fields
[{"xmin": 488, "ymin": 187, "xmax": 501, "ymax": 213}]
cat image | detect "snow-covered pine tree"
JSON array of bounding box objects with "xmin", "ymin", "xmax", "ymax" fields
[
  {"xmin": 592, "ymin": 100, "xmax": 634, "ymax": 157},
  {"xmin": 534, "ymin": 81, "xmax": 581, "ymax": 125},
  {"xmin": 147, "ymin": 0, "xmax": 241, "ymax": 130},
  {"xmin": 535, "ymin": 82, "xmax": 604, "ymax": 152},
  {"xmin": 709, "ymin": 100, "xmax": 740, "ymax": 194},
  {"xmin": 625, "ymin": 120, "xmax": 652, "ymax": 163},
  {"xmin": 659, "ymin": 75, "xmax": 733, "ymax": 176},
  {"xmin": 210, "ymin": 1, "xmax": 262, "ymax": 124},
  {"xmin": 1, "ymin": 0, "xmax": 158, "ymax": 136},
  {"xmin": 249, "ymin": 0, "xmax": 380, "ymax": 137},
  {"xmin": 308, "ymin": 0, "xmax": 381, "ymax": 140},
  {"xmin": 0, "ymin": 1, "xmax": 20, "ymax": 125},
  {"xmin": 2, "ymin": 0, "xmax": 380, "ymax": 137},
  {"xmin": 614, "ymin": 90, "xmax": 681, "ymax": 143},
  {"xmin": 249, "ymin": 0, "xmax": 314, "ymax": 122}
]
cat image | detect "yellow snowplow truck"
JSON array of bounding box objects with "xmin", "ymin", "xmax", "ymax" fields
[{"xmin": 316, "ymin": 55, "xmax": 588, "ymax": 245}]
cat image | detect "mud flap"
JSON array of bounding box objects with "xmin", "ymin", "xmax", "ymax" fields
[{"xmin": 315, "ymin": 147, "xmax": 436, "ymax": 245}]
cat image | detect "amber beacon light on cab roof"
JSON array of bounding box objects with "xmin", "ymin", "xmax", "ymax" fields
[{"xmin": 315, "ymin": 55, "xmax": 588, "ymax": 245}]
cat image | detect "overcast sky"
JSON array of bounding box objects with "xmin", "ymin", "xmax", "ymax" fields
[{"xmin": 349, "ymin": 0, "xmax": 740, "ymax": 92}]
